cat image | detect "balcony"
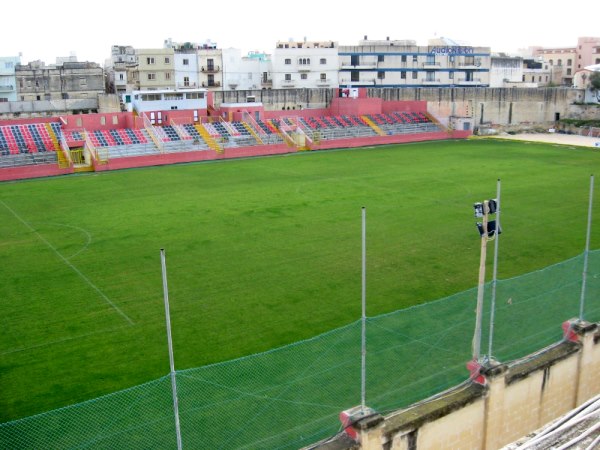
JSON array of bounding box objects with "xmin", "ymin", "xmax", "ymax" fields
[
  {"xmin": 261, "ymin": 79, "xmax": 273, "ymax": 87},
  {"xmin": 201, "ymin": 81, "xmax": 221, "ymax": 87},
  {"xmin": 339, "ymin": 79, "xmax": 376, "ymax": 86},
  {"xmin": 281, "ymin": 80, "xmax": 296, "ymax": 87},
  {"xmin": 176, "ymin": 82, "xmax": 199, "ymax": 89},
  {"xmin": 421, "ymin": 78, "xmax": 442, "ymax": 85},
  {"xmin": 340, "ymin": 63, "xmax": 377, "ymax": 70},
  {"xmin": 457, "ymin": 78, "xmax": 483, "ymax": 85},
  {"xmin": 0, "ymin": 84, "xmax": 14, "ymax": 92},
  {"xmin": 422, "ymin": 62, "xmax": 441, "ymax": 69},
  {"xmin": 458, "ymin": 59, "xmax": 483, "ymax": 69},
  {"xmin": 201, "ymin": 66, "xmax": 220, "ymax": 73},
  {"xmin": 316, "ymin": 78, "xmax": 332, "ymax": 86}
]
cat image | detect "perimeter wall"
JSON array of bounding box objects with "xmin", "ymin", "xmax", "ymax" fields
[{"xmin": 211, "ymin": 87, "xmax": 587, "ymax": 131}]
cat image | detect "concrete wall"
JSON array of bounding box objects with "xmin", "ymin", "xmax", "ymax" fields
[
  {"xmin": 0, "ymin": 98, "xmax": 99, "ymax": 118},
  {"xmin": 332, "ymin": 321, "xmax": 600, "ymax": 450},
  {"xmin": 208, "ymin": 87, "xmax": 583, "ymax": 130}
]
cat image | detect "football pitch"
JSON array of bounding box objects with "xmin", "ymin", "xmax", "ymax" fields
[{"xmin": 1, "ymin": 138, "xmax": 598, "ymax": 422}]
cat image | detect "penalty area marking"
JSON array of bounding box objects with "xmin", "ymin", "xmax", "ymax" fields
[{"xmin": 0, "ymin": 200, "xmax": 134, "ymax": 326}]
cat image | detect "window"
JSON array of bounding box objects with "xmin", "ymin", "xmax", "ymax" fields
[
  {"xmin": 320, "ymin": 58, "xmax": 327, "ymax": 64},
  {"xmin": 0, "ymin": 98, "xmax": 7, "ymax": 102},
  {"xmin": 412, "ymin": 71, "xmax": 418, "ymax": 79},
  {"xmin": 165, "ymin": 72, "xmax": 171, "ymax": 80},
  {"xmin": 449, "ymin": 72, "xmax": 454, "ymax": 80},
  {"xmin": 79, "ymin": 77, "xmax": 87, "ymax": 86},
  {"xmin": 378, "ymin": 55, "xmax": 384, "ymax": 62},
  {"xmin": 596, "ymin": 58, "xmax": 600, "ymax": 64},
  {"xmin": 301, "ymin": 73, "xmax": 307, "ymax": 80},
  {"xmin": 298, "ymin": 58, "xmax": 310, "ymax": 65},
  {"xmin": 567, "ymin": 59, "xmax": 572, "ymax": 66},
  {"xmin": 285, "ymin": 58, "xmax": 291, "ymax": 64},
  {"xmin": 426, "ymin": 54, "xmax": 435, "ymax": 65},
  {"xmin": 285, "ymin": 74, "xmax": 292, "ymax": 81},
  {"xmin": 557, "ymin": 59, "xmax": 562, "ymax": 66},
  {"xmin": 4, "ymin": 62, "xmax": 13, "ymax": 69},
  {"xmin": 351, "ymin": 55, "xmax": 359, "ymax": 65},
  {"xmin": 539, "ymin": 76, "xmax": 542, "ymax": 82},
  {"xmin": 119, "ymin": 73, "xmax": 124, "ymax": 80},
  {"xmin": 183, "ymin": 58, "xmax": 189, "ymax": 65},
  {"xmin": 549, "ymin": 59, "xmax": 553, "ymax": 65},
  {"xmin": 147, "ymin": 57, "xmax": 155, "ymax": 65},
  {"xmin": 401, "ymin": 71, "xmax": 407, "ymax": 79},
  {"xmin": 465, "ymin": 56, "xmax": 474, "ymax": 66},
  {"xmin": 183, "ymin": 76, "xmax": 190, "ymax": 86},
  {"xmin": 351, "ymin": 71, "xmax": 359, "ymax": 82},
  {"xmin": 320, "ymin": 73, "xmax": 326, "ymax": 80},
  {"xmin": 401, "ymin": 55, "xmax": 407, "ymax": 63},
  {"xmin": 412, "ymin": 55, "xmax": 418, "ymax": 62},
  {"xmin": 567, "ymin": 68, "xmax": 571, "ymax": 75},
  {"xmin": 377, "ymin": 71, "xmax": 385, "ymax": 79},
  {"xmin": 426, "ymin": 71, "xmax": 435, "ymax": 81},
  {"xmin": 112, "ymin": 116, "xmax": 119, "ymax": 125},
  {"xmin": 148, "ymin": 73, "xmax": 156, "ymax": 80},
  {"xmin": 100, "ymin": 116, "xmax": 106, "ymax": 125},
  {"xmin": 165, "ymin": 57, "xmax": 170, "ymax": 64}
]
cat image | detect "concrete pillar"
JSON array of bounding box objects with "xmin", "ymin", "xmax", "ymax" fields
[
  {"xmin": 574, "ymin": 321, "xmax": 600, "ymax": 405},
  {"xmin": 481, "ymin": 360, "xmax": 508, "ymax": 450}
]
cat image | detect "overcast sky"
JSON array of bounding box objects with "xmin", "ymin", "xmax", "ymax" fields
[{"xmin": 5, "ymin": 0, "xmax": 598, "ymax": 65}]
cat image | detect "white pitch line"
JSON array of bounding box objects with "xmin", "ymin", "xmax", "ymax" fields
[{"xmin": 1, "ymin": 200, "xmax": 134, "ymax": 326}]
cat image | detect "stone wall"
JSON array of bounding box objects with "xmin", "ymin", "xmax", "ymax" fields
[{"xmin": 209, "ymin": 87, "xmax": 587, "ymax": 133}]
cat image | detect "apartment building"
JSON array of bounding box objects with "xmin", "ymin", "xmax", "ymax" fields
[
  {"xmin": 135, "ymin": 48, "xmax": 175, "ymax": 90},
  {"xmin": 0, "ymin": 56, "xmax": 20, "ymax": 102},
  {"xmin": 107, "ymin": 45, "xmax": 138, "ymax": 95},
  {"xmin": 15, "ymin": 60, "xmax": 104, "ymax": 101},
  {"xmin": 271, "ymin": 40, "xmax": 339, "ymax": 89},
  {"xmin": 338, "ymin": 37, "xmax": 491, "ymax": 88}
]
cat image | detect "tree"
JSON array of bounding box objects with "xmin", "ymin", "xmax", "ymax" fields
[{"xmin": 590, "ymin": 72, "xmax": 600, "ymax": 91}]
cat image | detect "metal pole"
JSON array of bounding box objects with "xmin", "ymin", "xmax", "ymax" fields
[
  {"xmin": 473, "ymin": 201, "xmax": 489, "ymax": 361},
  {"xmin": 361, "ymin": 207, "xmax": 367, "ymax": 412},
  {"xmin": 161, "ymin": 249, "xmax": 183, "ymax": 450},
  {"xmin": 488, "ymin": 179, "xmax": 501, "ymax": 359},
  {"xmin": 579, "ymin": 175, "xmax": 594, "ymax": 321}
]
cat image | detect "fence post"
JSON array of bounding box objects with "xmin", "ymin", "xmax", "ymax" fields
[
  {"xmin": 488, "ymin": 179, "xmax": 501, "ymax": 358},
  {"xmin": 361, "ymin": 206, "xmax": 367, "ymax": 412},
  {"xmin": 579, "ymin": 175, "xmax": 594, "ymax": 321},
  {"xmin": 161, "ymin": 249, "xmax": 183, "ymax": 450}
]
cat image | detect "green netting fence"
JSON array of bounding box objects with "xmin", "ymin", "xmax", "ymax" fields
[{"xmin": 1, "ymin": 250, "xmax": 599, "ymax": 449}]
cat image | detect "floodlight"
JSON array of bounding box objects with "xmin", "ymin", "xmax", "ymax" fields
[{"xmin": 476, "ymin": 220, "xmax": 501, "ymax": 238}]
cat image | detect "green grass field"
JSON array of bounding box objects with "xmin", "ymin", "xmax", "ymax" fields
[{"xmin": 1, "ymin": 138, "xmax": 599, "ymax": 423}]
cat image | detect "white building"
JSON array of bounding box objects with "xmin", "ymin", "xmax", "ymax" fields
[
  {"xmin": 490, "ymin": 55, "xmax": 524, "ymax": 87},
  {"xmin": 0, "ymin": 56, "xmax": 21, "ymax": 102},
  {"xmin": 127, "ymin": 88, "xmax": 207, "ymax": 115},
  {"xmin": 174, "ymin": 51, "xmax": 200, "ymax": 90},
  {"xmin": 338, "ymin": 36, "xmax": 491, "ymax": 88},
  {"xmin": 271, "ymin": 40, "xmax": 339, "ymax": 89},
  {"xmin": 107, "ymin": 45, "xmax": 137, "ymax": 95}
]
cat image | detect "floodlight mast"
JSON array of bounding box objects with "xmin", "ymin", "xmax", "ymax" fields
[{"xmin": 472, "ymin": 201, "xmax": 489, "ymax": 362}]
